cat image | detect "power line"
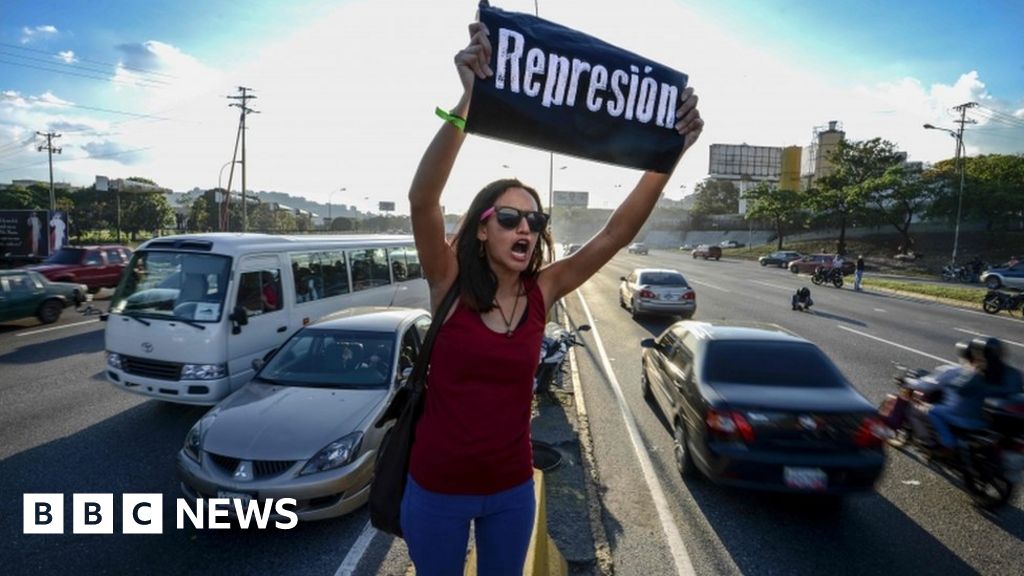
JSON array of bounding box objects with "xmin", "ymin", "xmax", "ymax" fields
[
  {"xmin": 0, "ymin": 58, "xmax": 166, "ymax": 89},
  {"xmin": 0, "ymin": 40, "xmax": 177, "ymax": 80},
  {"xmin": 0, "ymin": 144, "xmax": 154, "ymax": 174},
  {"xmin": 0, "ymin": 49, "xmax": 172, "ymax": 86}
]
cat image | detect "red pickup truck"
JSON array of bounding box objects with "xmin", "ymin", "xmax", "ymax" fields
[{"xmin": 26, "ymin": 245, "xmax": 132, "ymax": 292}]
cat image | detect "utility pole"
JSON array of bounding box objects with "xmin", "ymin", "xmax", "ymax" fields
[
  {"xmin": 227, "ymin": 87, "xmax": 259, "ymax": 232},
  {"xmin": 950, "ymin": 101, "xmax": 977, "ymax": 265},
  {"xmin": 36, "ymin": 131, "xmax": 62, "ymax": 212}
]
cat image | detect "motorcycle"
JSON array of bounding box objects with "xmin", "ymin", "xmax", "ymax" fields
[
  {"xmin": 982, "ymin": 289, "xmax": 1024, "ymax": 316},
  {"xmin": 878, "ymin": 363, "xmax": 1024, "ymax": 509},
  {"xmin": 941, "ymin": 264, "xmax": 972, "ymax": 283},
  {"xmin": 534, "ymin": 322, "xmax": 590, "ymax": 397},
  {"xmin": 811, "ymin": 266, "xmax": 844, "ymax": 288}
]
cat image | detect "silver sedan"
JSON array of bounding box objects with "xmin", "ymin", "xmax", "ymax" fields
[
  {"xmin": 177, "ymin": 307, "xmax": 431, "ymax": 521},
  {"xmin": 619, "ymin": 268, "xmax": 696, "ymax": 319}
]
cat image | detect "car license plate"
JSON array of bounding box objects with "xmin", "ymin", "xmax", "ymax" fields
[
  {"xmin": 784, "ymin": 467, "xmax": 827, "ymax": 491},
  {"xmin": 217, "ymin": 490, "xmax": 252, "ymax": 507}
]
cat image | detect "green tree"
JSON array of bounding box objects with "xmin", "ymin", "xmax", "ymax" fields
[
  {"xmin": 742, "ymin": 183, "xmax": 804, "ymax": 250},
  {"xmin": 862, "ymin": 165, "xmax": 937, "ymax": 254},
  {"xmin": 122, "ymin": 192, "xmax": 174, "ymax": 241},
  {"xmin": 811, "ymin": 138, "xmax": 905, "ymax": 255},
  {"xmin": 691, "ymin": 179, "xmax": 739, "ymax": 218}
]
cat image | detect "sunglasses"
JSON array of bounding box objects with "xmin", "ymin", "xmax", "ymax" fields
[{"xmin": 481, "ymin": 206, "xmax": 550, "ymax": 233}]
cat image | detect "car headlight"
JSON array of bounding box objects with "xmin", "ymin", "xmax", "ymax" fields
[
  {"xmin": 300, "ymin": 432, "xmax": 363, "ymax": 476},
  {"xmin": 106, "ymin": 352, "xmax": 124, "ymax": 370},
  {"xmin": 181, "ymin": 363, "xmax": 227, "ymax": 380},
  {"xmin": 184, "ymin": 420, "xmax": 205, "ymax": 462}
]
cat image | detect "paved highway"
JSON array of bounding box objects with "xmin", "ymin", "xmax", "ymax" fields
[
  {"xmin": 564, "ymin": 250, "xmax": 1023, "ymax": 576},
  {"xmin": 1, "ymin": 253, "xmax": 1021, "ymax": 575}
]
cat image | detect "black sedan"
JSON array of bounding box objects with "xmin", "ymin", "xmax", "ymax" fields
[
  {"xmin": 641, "ymin": 322, "xmax": 886, "ymax": 496},
  {"xmin": 759, "ymin": 251, "xmax": 803, "ymax": 268}
]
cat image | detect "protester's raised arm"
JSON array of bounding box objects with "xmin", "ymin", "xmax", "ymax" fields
[
  {"xmin": 409, "ymin": 22, "xmax": 492, "ymax": 294},
  {"xmin": 539, "ymin": 87, "xmax": 703, "ymax": 307}
]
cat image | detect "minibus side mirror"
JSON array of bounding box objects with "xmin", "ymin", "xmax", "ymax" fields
[{"xmin": 230, "ymin": 306, "xmax": 248, "ymax": 334}]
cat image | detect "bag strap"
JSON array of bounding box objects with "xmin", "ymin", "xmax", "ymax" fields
[{"xmin": 409, "ymin": 281, "xmax": 460, "ymax": 389}]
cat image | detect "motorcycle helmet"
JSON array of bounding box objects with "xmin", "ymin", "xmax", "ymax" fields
[{"xmin": 799, "ymin": 287, "xmax": 810, "ymax": 298}]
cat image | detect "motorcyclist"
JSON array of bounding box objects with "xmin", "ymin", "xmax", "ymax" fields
[
  {"xmin": 831, "ymin": 253, "xmax": 845, "ymax": 281},
  {"xmin": 791, "ymin": 287, "xmax": 813, "ymax": 311},
  {"xmin": 929, "ymin": 337, "xmax": 1022, "ymax": 454}
]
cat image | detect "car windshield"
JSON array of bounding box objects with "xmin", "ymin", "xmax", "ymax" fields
[
  {"xmin": 639, "ymin": 272, "xmax": 687, "ymax": 286},
  {"xmin": 109, "ymin": 251, "xmax": 232, "ymax": 322},
  {"xmin": 704, "ymin": 341, "xmax": 844, "ymax": 388},
  {"xmin": 258, "ymin": 329, "xmax": 395, "ymax": 389},
  {"xmin": 43, "ymin": 248, "xmax": 84, "ymax": 265}
]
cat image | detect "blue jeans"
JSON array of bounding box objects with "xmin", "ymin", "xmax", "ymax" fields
[
  {"xmin": 401, "ymin": 475, "xmax": 536, "ymax": 576},
  {"xmin": 854, "ymin": 270, "xmax": 864, "ymax": 290},
  {"xmin": 929, "ymin": 405, "xmax": 985, "ymax": 448}
]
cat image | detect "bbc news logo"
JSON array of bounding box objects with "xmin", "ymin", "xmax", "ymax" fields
[{"xmin": 23, "ymin": 494, "xmax": 299, "ymax": 534}]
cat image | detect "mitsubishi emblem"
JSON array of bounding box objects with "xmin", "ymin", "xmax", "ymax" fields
[
  {"xmin": 141, "ymin": 342, "xmax": 154, "ymax": 353},
  {"xmin": 234, "ymin": 462, "xmax": 251, "ymax": 480}
]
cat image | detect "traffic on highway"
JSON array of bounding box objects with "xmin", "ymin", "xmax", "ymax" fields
[{"xmin": 2, "ymin": 246, "xmax": 1022, "ymax": 576}]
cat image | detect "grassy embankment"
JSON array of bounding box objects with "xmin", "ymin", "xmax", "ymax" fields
[{"xmin": 717, "ymin": 231, "xmax": 1018, "ymax": 307}]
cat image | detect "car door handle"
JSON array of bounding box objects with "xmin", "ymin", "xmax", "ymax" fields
[{"xmin": 277, "ymin": 326, "xmax": 287, "ymax": 333}]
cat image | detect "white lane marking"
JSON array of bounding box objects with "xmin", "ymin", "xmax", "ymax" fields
[
  {"xmin": 333, "ymin": 521, "xmax": 377, "ymax": 576},
  {"xmin": 16, "ymin": 318, "xmax": 99, "ymax": 337},
  {"xmin": 874, "ymin": 308, "xmax": 887, "ymax": 313},
  {"xmin": 687, "ymin": 278, "xmax": 732, "ymax": 293},
  {"xmin": 955, "ymin": 327, "xmax": 1024, "ymax": 349},
  {"xmin": 837, "ymin": 325, "xmax": 952, "ymax": 365},
  {"xmin": 576, "ymin": 290, "xmax": 696, "ymax": 576},
  {"xmin": 750, "ymin": 280, "xmax": 791, "ymax": 291}
]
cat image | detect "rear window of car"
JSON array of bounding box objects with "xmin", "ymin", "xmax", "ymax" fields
[
  {"xmin": 704, "ymin": 341, "xmax": 844, "ymax": 388},
  {"xmin": 639, "ymin": 272, "xmax": 687, "ymax": 286}
]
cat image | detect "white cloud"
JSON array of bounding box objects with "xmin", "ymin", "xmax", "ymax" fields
[
  {"xmin": 20, "ymin": 24, "xmax": 58, "ymax": 43},
  {"xmin": 57, "ymin": 50, "xmax": 77, "ymax": 64}
]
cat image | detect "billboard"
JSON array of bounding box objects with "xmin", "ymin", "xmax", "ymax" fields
[
  {"xmin": 553, "ymin": 191, "xmax": 589, "ymax": 208},
  {"xmin": 378, "ymin": 201, "xmax": 396, "ymax": 212},
  {"xmin": 708, "ymin": 144, "xmax": 782, "ymax": 179},
  {"xmin": 0, "ymin": 209, "xmax": 60, "ymax": 258}
]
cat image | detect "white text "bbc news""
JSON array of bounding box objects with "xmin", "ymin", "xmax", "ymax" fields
[{"xmin": 23, "ymin": 494, "xmax": 299, "ymax": 534}]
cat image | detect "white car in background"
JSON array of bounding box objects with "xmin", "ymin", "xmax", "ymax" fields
[{"xmin": 619, "ymin": 268, "xmax": 696, "ymax": 319}]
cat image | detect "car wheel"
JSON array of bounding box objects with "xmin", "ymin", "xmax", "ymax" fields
[
  {"xmin": 619, "ymin": 291, "xmax": 626, "ymax": 309},
  {"xmin": 985, "ymin": 276, "xmax": 1002, "ymax": 290},
  {"xmin": 673, "ymin": 421, "xmax": 698, "ymax": 479},
  {"xmin": 715, "ymin": 257, "xmax": 720, "ymax": 261},
  {"xmin": 630, "ymin": 298, "xmax": 639, "ymax": 319},
  {"xmin": 37, "ymin": 299, "xmax": 63, "ymax": 324},
  {"xmin": 760, "ymin": 261, "xmax": 767, "ymax": 267}
]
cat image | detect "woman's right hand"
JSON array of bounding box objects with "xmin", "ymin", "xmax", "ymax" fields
[{"xmin": 454, "ymin": 21, "xmax": 493, "ymax": 105}]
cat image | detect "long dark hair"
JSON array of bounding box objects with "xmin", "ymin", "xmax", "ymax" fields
[{"xmin": 453, "ymin": 178, "xmax": 553, "ymax": 312}]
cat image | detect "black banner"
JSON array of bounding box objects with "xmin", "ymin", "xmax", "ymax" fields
[
  {"xmin": 0, "ymin": 210, "xmax": 51, "ymax": 258},
  {"xmin": 467, "ymin": 3, "xmax": 688, "ymax": 173}
]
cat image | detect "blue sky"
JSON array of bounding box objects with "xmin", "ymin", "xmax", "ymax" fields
[{"xmin": 1, "ymin": 0, "xmax": 1021, "ymax": 213}]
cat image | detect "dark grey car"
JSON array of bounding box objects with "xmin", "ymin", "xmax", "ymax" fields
[{"xmin": 641, "ymin": 322, "xmax": 886, "ymax": 496}]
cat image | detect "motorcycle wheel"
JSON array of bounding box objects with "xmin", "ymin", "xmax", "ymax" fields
[
  {"xmin": 833, "ymin": 276, "xmax": 844, "ymax": 288},
  {"xmin": 982, "ymin": 294, "xmax": 1002, "ymax": 314},
  {"xmin": 811, "ymin": 275, "xmax": 824, "ymax": 286},
  {"xmin": 964, "ymin": 468, "xmax": 1015, "ymax": 510}
]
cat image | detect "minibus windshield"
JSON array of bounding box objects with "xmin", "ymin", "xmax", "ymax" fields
[{"xmin": 110, "ymin": 251, "xmax": 232, "ymax": 322}]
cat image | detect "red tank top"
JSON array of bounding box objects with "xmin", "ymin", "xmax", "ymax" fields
[{"xmin": 409, "ymin": 276, "xmax": 545, "ymax": 494}]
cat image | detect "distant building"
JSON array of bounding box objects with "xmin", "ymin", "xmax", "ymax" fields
[
  {"xmin": 2, "ymin": 179, "xmax": 74, "ymax": 191},
  {"xmin": 801, "ymin": 121, "xmax": 845, "ymax": 190},
  {"xmin": 707, "ymin": 143, "xmax": 784, "ymax": 214}
]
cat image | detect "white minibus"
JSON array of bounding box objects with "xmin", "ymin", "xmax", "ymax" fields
[{"xmin": 104, "ymin": 233, "xmax": 429, "ymax": 405}]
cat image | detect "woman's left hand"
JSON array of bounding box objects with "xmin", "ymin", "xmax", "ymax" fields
[{"xmin": 674, "ymin": 87, "xmax": 703, "ymax": 154}]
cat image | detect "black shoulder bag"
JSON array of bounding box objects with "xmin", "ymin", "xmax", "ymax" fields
[{"xmin": 369, "ymin": 282, "xmax": 460, "ymax": 537}]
